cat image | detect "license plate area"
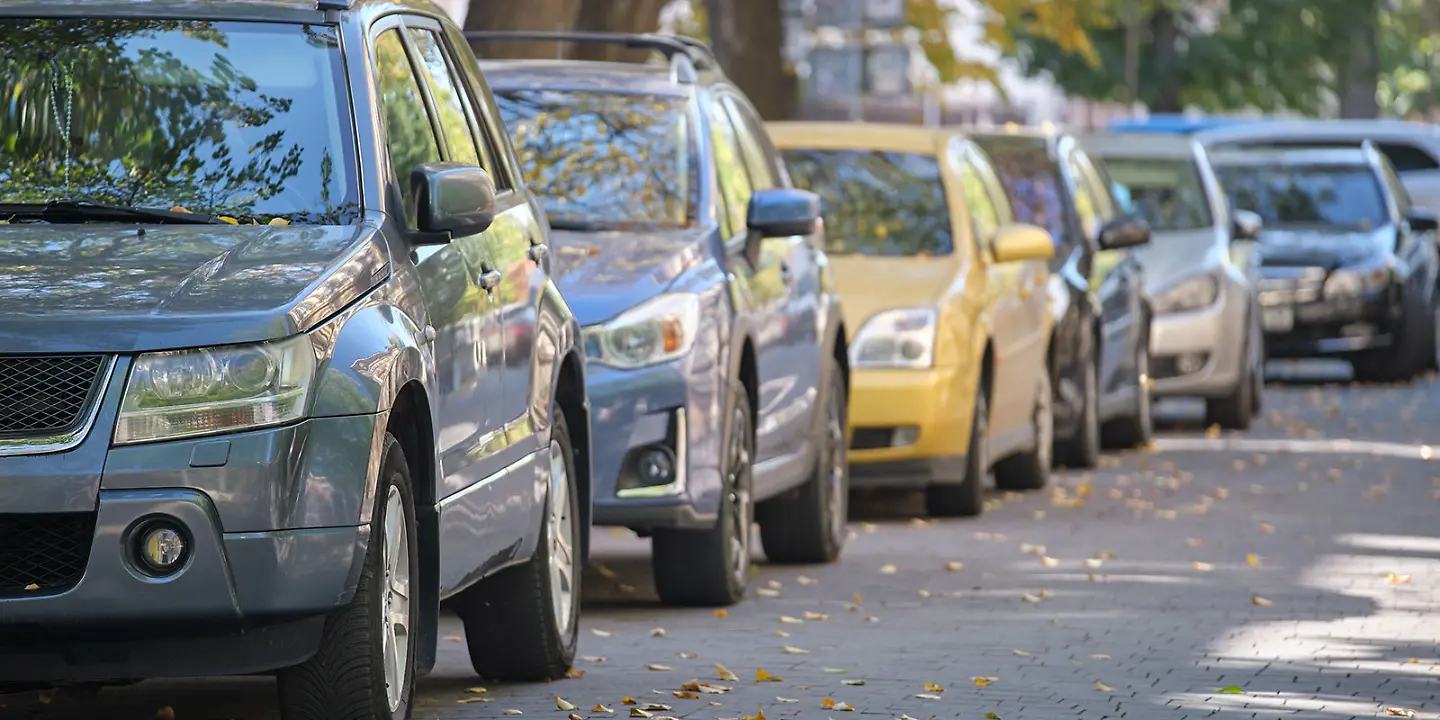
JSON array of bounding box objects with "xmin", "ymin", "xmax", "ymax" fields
[{"xmin": 1262, "ymin": 306, "xmax": 1294, "ymax": 332}]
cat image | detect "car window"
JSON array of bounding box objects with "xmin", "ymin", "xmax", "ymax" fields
[
  {"xmin": 1066, "ymin": 152, "xmax": 1104, "ymax": 240},
  {"xmin": 494, "ymin": 89, "xmax": 696, "ymax": 231},
  {"xmin": 1214, "ymin": 162, "xmax": 1388, "ymax": 230},
  {"xmin": 978, "ymin": 137, "xmax": 1072, "ymax": 256},
  {"xmin": 1101, "ymin": 156, "xmax": 1214, "ymax": 231},
  {"xmin": 707, "ymin": 97, "xmax": 754, "ymax": 238},
  {"xmin": 1073, "ymin": 150, "xmax": 1119, "ymax": 221},
  {"xmin": 721, "ymin": 94, "xmax": 778, "ymax": 190},
  {"xmin": 0, "ymin": 18, "xmax": 358, "ymax": 224},
  {"xmin": 965, "ymin": 146, "xmax": 1016, "ymax": 226},
  {"xmin": 1375, "ymin": 142, "xmax": 1440, "ymax": 174},
  {"xmin": 957, "ymin": 157, "xmax": 1000, "ymax": 250},
  {"xmin": 374, "ymin": 29, "xmax": 442, "ymax": 230},
  {"xmin": 405, "ymin": 27, "xmax": 481, "ymax": 167},
  {"xmin": 781, "ymin": 148, "xmax": 954, "ymax": 257},
  {"xmin": 1375, "ymin": 155, "xmax": 1411, "ymax": 215}
]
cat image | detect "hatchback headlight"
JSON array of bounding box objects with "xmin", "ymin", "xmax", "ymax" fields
[
  {"xmin": 1324, "ymin": 260, "xmax": 1393, "ymax": 298},
  {"xmin": 1153, "ymin": 275, "xmax": 1219, "ymax": 314},
  {"xmin": 584, "ymin": 293, "xmax": 701, "ymax": 370},
  {"xmin": 115, "ymin": 335, "xmax": 316, "ymax": 445},
  {"xmin": 851, "ymin": 307, "xmax": 937, "ymax": 369}
]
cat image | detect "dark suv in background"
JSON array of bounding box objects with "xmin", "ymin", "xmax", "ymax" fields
[
  {"xmin": 475, "ymin": 32, "xmax": 851, "ymax": 607},
  {"xmin": 971, "ymin": 129, "xmax": 1153, "ymax": 468},
  {"xmin": 0, "ymin": 1, "xmax": 591, "ymax": 718}
]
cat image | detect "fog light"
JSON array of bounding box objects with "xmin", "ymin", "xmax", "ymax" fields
[
  {"xmin": 891, "ymin": 426, "xmax": 919, "ymax": 447},
  {"xmin": 636, "ymin": 447, "xmax": 677, "ymax": 487},
  {"xmin": 138, "ymin": 524, "xmax": 188, "ymax": 575},
  {"xmin": 1176, "ymin": 353, "xmax": 1206, "ymax": 375}
]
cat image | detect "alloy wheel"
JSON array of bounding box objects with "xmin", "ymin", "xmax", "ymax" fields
[
  {"xmin": 1035, "ymin": 374, "xmax": 1054, "ymax": 469},
  {"xmin": 547, "ymin": 440, "xmax": 577, "ymax": 639},
  {"xmin": 381, "ymin": 486, "xmax": 412, "ymax": 714},
  {"xmin": 726, "ymin": 405, "xmax": 753, "ymax": 588},
  {"xmin": 824, "ymin": 380, "xmax": 848, "ymax": 550}
]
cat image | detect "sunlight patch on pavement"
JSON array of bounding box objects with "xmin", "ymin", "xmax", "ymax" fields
[
  {"xmin": 1336, "ymin": 533, "xmax": 1440, "ymax": 555},
  {"xmin": 1150, "ymin": 436, "xmax": 1437, "ymax": 461},
  {"xmin": 1163, "ymin": 691, "xmax": 1425, "ymax": 718}
]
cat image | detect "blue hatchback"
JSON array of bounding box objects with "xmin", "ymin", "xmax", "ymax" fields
[{"xmin": 476, "ymin": 32, "xmax": 852, "ymax": 607}]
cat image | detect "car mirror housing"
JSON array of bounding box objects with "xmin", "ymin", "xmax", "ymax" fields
[
  {"xmin": 992, "ymin": 223, "xmax": 1056, "ymax": 264},
  {"xmin": 1406, "ymin": 207, "xmax": 1439, "ymax": 233},
  {"xmin": 747, "ymin": 188, "xmax": 820, "ymax": 239},
  {"xmin": 1097, "ymin": 215, "xmax": 1151, "ymax": 250},
  {"xmin": 1232, "ymin": 209, "xmax": 1264, "ymax": 241},
  {"xmin": 412, "ymin": 161, "xmax": 497, "ymax": 242}
]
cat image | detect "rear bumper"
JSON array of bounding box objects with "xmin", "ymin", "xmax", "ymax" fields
[
  {"xmin": 847, "ymin": 365, "xmax": 974, "ymax": 486},
  {"xmin": 0, "ymin": 489, "xmax": 364, "ymax": 682},
  {"xmin": 1149, "ymin": 279, "xmax": 1250, "ymax": 398}
]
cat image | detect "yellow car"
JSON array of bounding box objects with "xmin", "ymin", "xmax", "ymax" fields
[{"xmin": 768, "ymin": 122, "xmax": 1057, "ymax": 517}]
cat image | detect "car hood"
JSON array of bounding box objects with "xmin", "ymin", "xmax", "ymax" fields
[
  {"xmin": 549, "ymin": 228, "xmax": 710, "ymax": 326},
  {"xmin": 1257, "ymin": 226, "xmax": 1395, "ymax": 270},
  {"xmin": 0, "ymin": 223, "xmax": 387, "ymax": 354},
  {"xmin": 1133, "ymin": 227, "xmax": 1228, "ymax": 294},
  {"xmin": 828, "ymin": 254, "xmax": 962, "ymax": 331}
]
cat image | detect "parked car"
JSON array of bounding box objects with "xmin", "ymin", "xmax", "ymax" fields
[
  {"xmin": 0, "ymin": 1, "xmax": 593, "ymax": 717},
  {"xmin": 477, "ymin": 32, "xmax": 851, "ymax": 607},
  {"xmin": 1208, "ymin": 144, "xmax": 1440, "ymax": 382},
  {"xmin": 969, "ymin": 129, "xmax": 1154, "ymax": 466},
  {"xmin": 769, "ymin": 121, "xmax": 1056, "ymax": 517},
  {"xmin": 1087, "ymin": 133, "xmax": 1266, "ymax": 429}
]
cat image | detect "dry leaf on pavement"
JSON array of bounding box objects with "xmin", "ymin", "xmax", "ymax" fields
[
  {"xmin": 1012, "ymin": 649, "xmax": 1031, "ymax": 657},
  {"xmin": 621, "ymin": 698, "xmax": 636, "ymax": 705},
  {"xmin": 755, "ymin": 668, "xmax": 782, "ymax": 682},
  {"xmin": 823, "ymin": 667, "xmax": 848, "ymax": 673},
  {"xmin": 556, "ymin": 697, "xmax": 577, "ymax": 711},
  {"xmin": 1021, "ymin": 593, "xmax": 1041, "ymax": 603},
  {"xmin": 972, "ymin": 677, "xmax": 997, "ymax": 686},
  {"xmin": 1385, "ymin": 708, "xmax": 1418, "ymax": 717},
  {"xmin": 502, "ymin": 711, "xmax": 523, "ymax": 716},
  {"xmin": 779, "ymin": 615, "xmax": 804, "ymax": 624},
  {"xmin": 1251, "ymin": 595, "xmax": 1273, "ymax": 606},
  {"xmin": 1094, "ymin": 682, "xmax": 1114, "ymax": 692},
  {"xmin": 879, "ymin": 564, "xmax": 898, "ymax": 575},
  {"xmin": 781, "ymin": 646, "xmax": 809, "ymax": 654},
  {"xmin": 842, "ymin": 679, "xmax": 865, "ymax": 686},
  {"xmin": 797, "ymin": 575, "xmax": 817, "ymax": 585},
  {"xmin": 803, "ymin": 611, "xmax": 829, "ymax": 621},
  {"xmin": 774, "ymin": 697, "xmax": 798, "ymax": 703},
  {"xmin": 648, "ymin": 664, "xmax": 672, "ymax": 671},
  {"xmin": 1386, "ymin": 573, "xmax": 1412, "ymax": 584},
  {"xmin": 592, "ymin": 629, "xmax": 612, "ymax": 637},
  {"xmin": 755, "ymin": 588, "xmax": 780, "ymax": 598},
  {"xmin": 593, "ymin": 705, "xmax": 614, "ymax": 713},
  {"xmin": 1247, "ymin": 554, "xmax": 1261, "ymax": 567},
  {"xmin": 1192, "ymin": 561, "xmax": 1214, "ymax": 572},
  {"xmin": 945, "ymin": 561, "xmax": 964, "ymax": 571},
  {"xmin": 651, "ymin": 628, "xmax": 666, "ymax": 637},
  {"xmin": 713, "ymin": 609, "xmax": 728, "ymax": 618},
  {"xmin": 629, "ymin": 709, "xmax": 651, "ymax": 718},
  {"xmin": 914, "ymin": 694, "xmax": 942, "ymax": 700},
  {"xmin": 1259, "ymin": 523, "xmax": 1275, "ymax": 533},
  {"xmin": 569, "ymin": 714, "xmax": 584, "ymax": 720},
  {"xmin": 583, "ymin": 656, "xmax": 606, "ymax": 663},
  {"xmin": 565, "ymin": 668, "xmax": 585, "ymax": 679},
  {"xmin": 642, "ymin": 703, "xmax": 671, "ymax": 711},
  {"xmin": 1216, "ymin": 686, "xmax": 1244, "ymax": 694},
  {"xmin": 465, "ymin": 687, "xmax": 488, "ymax": 694},
  {"xmin": 1040, "ymin": 556, "xmax": 1059, "ymax": 567}
]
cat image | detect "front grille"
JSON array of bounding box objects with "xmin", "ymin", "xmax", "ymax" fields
[
  {"xmin": 0, "ymin": 513, "xmax": 96, "ymax": 596},
  {"xmin": 1258, "ymin": 268, "xmax": 1326, "ymax": 306},
  {"xmin": 0, "ymin": 355, "xmax": 108, "ymax": 439}
]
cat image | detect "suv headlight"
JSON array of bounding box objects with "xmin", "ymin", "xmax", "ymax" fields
[
  {"xmin": 584, "ymin": 293, "xmax": 701, "ymax": 369},
  {"xmin": 1153, "ymin": 275, "xmax": 1219, "ymax": 314},
  {"xmin": 115, "ymin": 335, "xmax": 316, "ymax": 445},
  {"xmin": 1324, "ymin": 259, "xmax": 1393, "ymax": 298},
  {"xmin": 851, "ymin": 307, "xmax": 937, "ymax": 369}
]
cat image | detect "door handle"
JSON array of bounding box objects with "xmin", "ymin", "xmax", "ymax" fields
[
  {"xmin": 422, "ymin": 325, "xmax": 437, "ymax": 344},
  {"xmin": 478, "ymin": 268, "xmax": 502, "ymax": 291},
  {"xmin": 779, "ymin": 262, "xmax": 793, "ymax": 283},
  {"xmin": 528, "ymin": 243, "xmax": 549, "ymax": 263}
]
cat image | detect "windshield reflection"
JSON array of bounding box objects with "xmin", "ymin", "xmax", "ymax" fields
[
  {"xmin": 782, "ymin": 148, "xmax": 954, "ymax": 257},
  {"xmin": 1215, "ymin": 164, "xmax": 1387, "ymax": 231}
]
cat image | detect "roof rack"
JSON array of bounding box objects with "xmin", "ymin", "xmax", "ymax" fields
[
  {"xmin": 461, "ymin": 31, "xmax": 719, "ymax": 85},
  {"xmin": 315, "ymin": 0, "xmax": 353, "ymax": 10}
]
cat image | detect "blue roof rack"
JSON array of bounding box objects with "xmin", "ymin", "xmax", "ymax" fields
[{"xmin": 1108, "ymin": 114, "xmax": 1275, "ymax": 135}]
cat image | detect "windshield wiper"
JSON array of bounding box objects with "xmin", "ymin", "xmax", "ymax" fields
[{"xmin": 0, "ymin": 200, "xmax": 227, "ymax": 225}]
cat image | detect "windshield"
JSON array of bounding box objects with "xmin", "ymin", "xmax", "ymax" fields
[
  {"xmin": 1214, "ymin": 163, "xmax": 1387, "ymax": 231},
  {"xmin": 780, "ymin": 148, "xmax": 953, "ymax": 256},
  {"xmin": 1102, "ymin": 157, "xmax": 1213, "ymax": 231},
  {"xmin": 974, "ymin": 139, "xmax": 1070, "ymax": 249},
  {"xmin": 495, "ymin": 89, "xmax": 696, "ymax": 231},
  {"xmin": 0, "ymin": 19, "xmax": 356, "ymax": 224}
]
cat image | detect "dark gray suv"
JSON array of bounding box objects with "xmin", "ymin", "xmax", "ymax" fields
[{"xmin": 0, "ymin": 1, "xmax": 591, "ymax": 718}]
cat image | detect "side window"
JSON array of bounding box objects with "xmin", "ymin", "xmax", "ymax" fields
[
  {"xmin": 722, "ymin": 94, "xmax": 778, "ymax": 189},
  {"xmin": 373, "ymin": 29, "xmax": 442, "ymax": 229},
  {"xmin": 1066, "ymin": 151, "xmax": 1102, "ymax": 241},
  {"xmin": 1073, "ymin": 150, "xmax": 1119, "ymax": 221},
  {"xmin": 1377, "ymin": 156, "xmax": 1412, "ymax": 216},
  {"xmin": 707, "ymin": 97, "xmax": 753, "ymax": 238},
  {"xmin": 966, "ymin": 148, "xmax": 1015, "ymax": 225},
  {"xmin": 405, "ymin": 27, "xmax": 482, "ymax": 167},
  {"xmin": 956, "ymin": 153, "xmax": 1000, "ymax": 255},
  {"xmin": 1376, "ymin": 142, "xmax": 1440, "ymax": 174}
]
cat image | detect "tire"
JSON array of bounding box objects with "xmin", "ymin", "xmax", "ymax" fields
[
  {"xmin": 758, "ymin": 358, "xmax": 848, "ymax": 564},
  {"xmin": 1054, "ymin": 353, "xmax": 1099, "ymax": 469},
  {"xmin": 1206, "ymin": 327, "xmax": 1258, "ymax": 430},
  {"xmin": 652, "ymin": 385, "xmax": 754, "ymax": 606},
  {"xmin": 1353, "ymin": 303, "xmax": 1431, "ymax": 383},
  {"xmin": 1101, "ymin": 339, "xmax": 1154, "ymax": 449},
  {"xmin": 278, "ymin": 434, "xmax": 419, "ymax": 720},
  {"xmin": 458, "ymin": 406, "xmax": 581, "ymax": 681},
  {"xmin": 994, "ymin": 370, "xmax": 1052, "ymax": 491},
  {"xmin": 925, "ymin": 381, "xmax": 986, "ymax": 517}
]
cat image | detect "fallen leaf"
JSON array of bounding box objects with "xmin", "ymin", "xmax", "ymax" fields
[
  {"xmin": 156, "ymin": 707, "xmax": 175, "ymax": 720},
  {"xmin": 1187, "ymin": 538, "xmax": 1203, "ymax": 547},
  {"xmin": 457, "ymin": 698, "xmax": 491, "ymax": 704},
  {"xmin": 713, "ymin": 609, "xmax": 728, "ymax": 618},
  {"xmin": 593, "ymin": 705, "xmax": 614, "ymax": 713},
  {"xmin": 23, "ymin": 583, "xmax": 38, "ymax": 591},
  {"xmin": 1247, "ymin": 553, "xmax": 1261, "ymax": 567},
  {"xmin": 647, "ymin": 664, "xmax": 672, "ymax": 671},
  {"xmin": 1091, "ymin": 654, "xmax": 1111, "ymax": 660},
  {"xmin": 984, "ymin": 714, "xmax": 1002, "ymax": 720},
  {"xmin": 1192, "ymin": 561, "xmax": 1214, "ymax": 572},
  {"xmin": 1386, "ymin": 573, "xmax": 1412, "ymax": 584},
  {"xmin": 820, "ymin": 699, "xmax": 836, "ymax": 709},
  {"xmin": 1386, "ymin": 708, "xmax": 1418, "ymax": 718},
  {"xmin": 924, "ymin": 681, "xmax": 945, "ymax": 692},
  {"xmin": 774, "ymin": 630, "xmax": 790, "ymax": 637},
  {"xmin": 1021, "ymin": 592, "xmax": 1041, "ymax": 603},
  {"xmin": 629, "ymin": 709, "xmax": 651, "ymax": 718},
  {"xmin": 755, "ymin": 588, "xmax": 780, "ymax": 598},
  {"xmin": 1020, "ymin": 543, "xmax": 1046, "ymax": 555},
  {"xmin": 865, "ymin": 615, "xmax": 880, "ymax": 623},
  {"xmin": 445, "ymin": 635, "xmax": 465, "ymax": 642},
  {"xmin": 917, "ymin": 589, "xmax": 932, "ymax": 598},
  {"xmin": 779, "ymin": 615, "xmax": 804, "ymax": 624},
  {"xmin": 1039, "ymin": 556, "xmax": 1059, "ymax": 567},
  {"xmin": 1094, "ymin": 681, "xmax": 1114, "ymax": 692},
  {"xmin": 972, "ymin": 676, "xmax": 997, "ymax": 686},
  {"xmin": 679, "ymin": 652, "xmax": 697, "ymax": 660},
  {"xmin": 1012, "ymin": 649, "xmax": 1031, "ymax": 657},
  {"xmin": 583, "ymin": 656, "xmax": 607, "ymax": 663},
  {"xmin": 642, "ymin": 704, "xmax": 671, "ymax": 711},
  {"xmin": 465, "ymin": 687, "xmax": 488, "ymax": 694},
  {"xmin": 797, "ymin": 575, "xmax": 817, "ymax": 585},
  {"xmin": 651, "ymin": 628, "xmax": 666, "ymax": 637},
  {"xmin": 831, "ymin": 701, "xmax": 854, "ymax": 711},
  {"xmin": 774, "ymin": 697, "xmax": 798, "ymax": 704},
  {"xmin": 1259, "ymin": 523, "xmax": 1275, "ymax": 534},
  {"xmin": 945, "ymin": 561, "xmax": 965, "ymax": 572},
  {"xmin": 1216, "ymin": 685, "xmax": 1244, "ymax": 694},
  {"xmin": 569, "ymin": 715, "xmax": 584, "ymax": 720},
  {"xmin": 1213, "ymin": 487, "xmax": 1229, "ymax": 500},
  {"xmin": 803, "ymin": 611, "xmax": 829, "ymax": 621},
  {"xmin": 595, "ymin": 564, "xmax": 618, "ymax": 578},
  {"xmin": 822, "ymin": 667, "xmax": 848, "ymax": 674},
  {"xmin": 503, "ymin": 711, "xmax": 524, "ymax": 716},
  {"xmin": 742, "ymin": 709, "xmax": 766, "ymax": 720},
  {"xmin": 1036, "ymin": 589, "xmax": 1055, "ymax": 598},
  {"xmin": 879, "ymin": 564, "xmax": 898, "ymax": 575},
  {"xmin": 622, "ymin": 698, "xmax": 637, "ymax": 706},
  {"xmin": 781, "ymin": 645, "xmax": 809, "ymax": 654},
  {"xmin": 618, "ymin": 583, "xmax": 637, "ymax": 593},
  {"xmin": 852, "ymin": 592, "xmax": 863, "ymax": 604},
  {"xmin": 914, "ymin": 693, "xmax": 942, "ymax": 700},
  {"xmin": 556, "ymin": 697, "xmax": 577, "ymax": 711},
  {"xmin": 755, "ymin": 668, "xmax": 782, "ymax": 682},
  {"xmin": 1083, "ymin": 558, "xmax": 1103, "ymax": 569},
  {"xmin": 841, "ymin": 679, "xmax": 865, "ymax": 686},
  {"xmin": 592, "ymin": 629, "xmax": 612, "ymax": 638},
  {"xmin": 565, "ymin": 668, "xmax": 585, "ymax": 679},
  {"xmin": 1251, "ymin": 595, "xmax": 1272, "ymax": 606}
]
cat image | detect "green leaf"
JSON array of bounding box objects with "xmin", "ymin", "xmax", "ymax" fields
[
  {"xmin": 1217, "ymin": 685, "xmax": 1245, "ymax": 694},
  {"xmin": 984, "ymin": 714, "xmax": 1002, "ymax": 719}
]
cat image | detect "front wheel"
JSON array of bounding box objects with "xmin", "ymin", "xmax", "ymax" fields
[
  {"xmin": 278, "ymin": 435, "xmax": 418, "ymax": 720},
  {"xmin": 759, "ymin": 358, "xmax": 849, "ymax": 564},
  {"xmin": 652, "ymin": 385, "xmax": 754, "ymax": 606},
  {"xmin": 1101, "ymin": 340, "xmax": 1153, "ymax": 449},
  {"xmin": 458, "ymin": 406, "xmax": 581, "ymax": 681},
  {"xmin": 925, "ymin": 382, "xmax": 987, "ymax": 517},
  {"xmin": 1054, "ymin": 353, "xmax": 1099, "ymax": 469}
]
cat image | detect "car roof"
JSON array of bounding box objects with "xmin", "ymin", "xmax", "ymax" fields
[
  {"xmin": 0, "ymin": 0, "xmax": 443, "ymax": 23},
  {"xmin": 1208, "ymin": 146, "xmax": 1372, "ymax": 168},
  {"xmin": 766, "ymin": 121, "xmax": 960, "ymax": 155},
  {"xmin": 1196, "ymin": 119, "xmax": 1440, "ymax": 147},
  {"xmin": 1084, "ymin": 133, "xmax": 1199, "ymax": 160},
  {"xmin": 481, "ymin": 59, "xmax": 691, "ymax": 98}
]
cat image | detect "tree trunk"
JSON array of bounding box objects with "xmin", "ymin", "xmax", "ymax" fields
[
  {"xmin": 1146, "ymin": 8, "xmax": 1183, "ymax": 113},
  {"xmin": 573, "ymin": 0, "xmax": 669, "ymax": 62},
  {"xmin": 463, "ymin": 0, "xmax": 581, "ymax": 61},
  {"xmin": 704, "ymin": 0, "xmax": 796, "ymax": 120},
  {"xmin": 1337, "ymin": 0, "xmax": 1380, "ymax": 119}
]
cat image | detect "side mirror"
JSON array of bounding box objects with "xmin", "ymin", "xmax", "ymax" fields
[
  {"xmin": 412, "ymin": 161, "xmax": 497, "ymax": 241},
  {"xmin": 743, "ymin": 188, "xmax": 819, "ymax": 266},
  {"xmin": 1097, "ymin": 216, "xmax": 1151, "ymax": 250},
  {"xmin": 1231, "ymin": 208, "xmax": 1263, "ymax": 241},
  {"xmin": 992, "ymin": 223, "xmax": 1056, "ymax": 264},
  {"xmin": 1406, "ymin": 207, "xmax": 1439, "ymax": 233}
]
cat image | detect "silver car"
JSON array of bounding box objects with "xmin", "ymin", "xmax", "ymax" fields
[{"xmin": 1087, "ymin": 134, "xmax": 1265, "ymax": 429}]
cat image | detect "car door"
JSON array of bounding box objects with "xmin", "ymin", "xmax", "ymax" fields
[
  {"xmin": 706, "ymin": 90, "xmax": 795, "ymax": 468},
  {"xmin": 952, "ymin": 142, "xmax": 1028, "ymax": 441},
  {"xmin": 1374, "ymin": 152, "xmax": 1439, "ymax": 297},
  {"xmin": 971, "ymin": 144, "xmax": 1051, "ymax": 368},
  {"xmin": 719, "ymin": 91, "xmax": 819, "ymax": 467}
]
